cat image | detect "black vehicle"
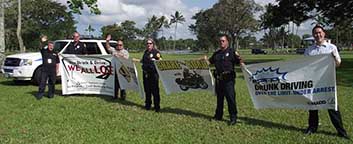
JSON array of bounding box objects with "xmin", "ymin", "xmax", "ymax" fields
[
  {"xmin": 175, "ymin": 69, "xmax": 208, "ymax": 91},
  {"xmin": 251, "ymin": 48, "xmax": 267, "ymax": 54}
]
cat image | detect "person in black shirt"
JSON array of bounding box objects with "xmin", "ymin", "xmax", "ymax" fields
[
  {"xmin": 35, "ymin": 36, "xmax": 60, "ymax": 100},
  {"xmin": 205, "ymin": 34, "xmax": 244, "ymax": 125},
  {"xmin": 64, "ymin": 32, "xmax": 87, "ymax": 55},
  {"xmin": 140, "ymin": 38, "xmax": 162, "ymax": 112}
]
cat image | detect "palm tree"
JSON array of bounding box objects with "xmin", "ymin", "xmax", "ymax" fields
[
  {"xmin": 170, "ymin": 11, "xmax": 185, "ymax": 50},
  {"xmin": 144, "ymin": 15, "xmax": 160, "ymax": 39},
  {"xmin": 85, "ymin": 24, "xmax": 95, "ymax": 36}
]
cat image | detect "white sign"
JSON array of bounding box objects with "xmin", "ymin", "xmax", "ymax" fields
[
  {"xmin": 155, "ymin": 59, "xmax": 214, "ymax": 95},
  {"xmin": 60, "ymin": 55, "xmax": 115, "ymax": 96},
  {"xmin": 242, "ymin": 55, "xmax": 337, "ymax": 110}
]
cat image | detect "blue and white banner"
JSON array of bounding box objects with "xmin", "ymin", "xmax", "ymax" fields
[
  {"xmin": 155, "ymin": 60, "xmax": 214, "ymax": 95},
  {"xmin": 242, "ymin": 54, "xmax": 337, "ymax": 110}
]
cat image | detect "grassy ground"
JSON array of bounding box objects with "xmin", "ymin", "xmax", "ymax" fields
[{"xmin": 0, "ymin": 52, "xmax": 352, "ymax": 144}]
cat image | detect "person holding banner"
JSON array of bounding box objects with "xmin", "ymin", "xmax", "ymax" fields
[
  {"xmin": 35, "ymin": 35, "xmax": 60, "ymax": 100},
  {"xmin": 303, "ymin": 25, "xmax": 348, "ymax": 139},
  {"xmin": 105, "ymin": 34, "xmax": 129, "ymax": 100},
  {"xmin": 205, "ymin": 34, "xmax": 244, "ymax": 125},
  {"xmin": 64, "ymin": 32, "xmax": 87, "ymax": 55},
  {"xmin": 139, "ymin": 38, "xmax": 162, "ymax": 112}
]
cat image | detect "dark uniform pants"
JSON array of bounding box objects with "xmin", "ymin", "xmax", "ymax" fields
[
  {"xmin": 215, "ymin": 79, "xmax": 237, "ymax": 120},
  {"xmin": 308, "ymin": 108, "xmax": 346, "ymax": 134},
  {"xmin": 143, "ymin": 71, "xmax": 160, "ymax": 109},
  {"xmin": 38, "ymin": 70, "xmax": 56, "ymax": 96},
  {"xmin": 114, "ymin": 73, "xmax": 126, "ymax": 98}
]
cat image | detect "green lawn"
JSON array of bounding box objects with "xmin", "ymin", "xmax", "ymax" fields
[{"xmin": 0, "ymin": 52, "xmax": 352, "ymax": 143}]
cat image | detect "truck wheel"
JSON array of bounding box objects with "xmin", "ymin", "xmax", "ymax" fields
[{"xmin": 32, "ymin": 67, "xmax": 42, "ymax": 85}]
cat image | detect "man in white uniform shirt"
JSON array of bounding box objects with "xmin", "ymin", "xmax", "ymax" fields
[
  {"xmin": 106, "ymin": 35, "xmax": 129, "ymax": 100},
  {"xmin": 303, "ymin": 25, "xmax": 348, "ymax": 139}
]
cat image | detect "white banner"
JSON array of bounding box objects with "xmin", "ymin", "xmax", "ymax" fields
[
  {"xmin": 242, "ymin": 54, "xmax": 337, "ymax": 110},
  {"xmin": 113, "ymin": 57, "xmax": 144, "ymax": 98},
  {"xmin": 155, "ymin": 59, "xmax": 214, "ymax": 95},
  {"xmin": 60, "ymin": 54, "xmax": 115, "ymax": 96}
]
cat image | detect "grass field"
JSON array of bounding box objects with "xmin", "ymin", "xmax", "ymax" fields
[{"xmin": 0, "ymin": 51, "xmax": 352, "ymax": 144}]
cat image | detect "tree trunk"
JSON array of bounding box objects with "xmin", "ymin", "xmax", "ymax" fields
[
  {"xmin": 17, "ymin": 0, "xmax": 25, "ymax": 52},
  {"xmin": 0, "ymin": 0, "xmax": 5, "ymax": 65},
  {"xmin": 0, "ymin": 0, "xmax": 5, "ymax": 53},
  {"xmin": 173, "ymin": 23, "xmax": 177, "ymax": 51}
]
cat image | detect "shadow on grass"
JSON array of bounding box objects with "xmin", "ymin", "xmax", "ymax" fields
[
  {"xmin": 0, "ymin": 79, "xmax": 34, "ymax": 86},
  {"xmin": 238, "ymin": 116, "xmax": 338, "ymax": 137},
  {"xmin": 337, "ymin": 58, "xmax": 353, "ymax": 87},
  {"xmin": 160, "ymin": 107, "xmax": 213, "ymax": 120}
]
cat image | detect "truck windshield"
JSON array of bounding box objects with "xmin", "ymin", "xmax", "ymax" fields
[{"xmin": 54, "ymin": 41, "xmax": 68, "ymax": 53}]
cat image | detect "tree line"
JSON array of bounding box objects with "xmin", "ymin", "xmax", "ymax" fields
[{"xmin": 1, "ymin": 0, "xmax": 352, "ymax": 54}]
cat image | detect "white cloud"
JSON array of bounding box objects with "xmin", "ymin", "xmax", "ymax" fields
[
  {"xmin": 55, "ymin": 0, "xmax": 198, "ymax": 39},
  {"xmin": 56, "ymin": 0, "xmax": 313, "ymax": 40}
]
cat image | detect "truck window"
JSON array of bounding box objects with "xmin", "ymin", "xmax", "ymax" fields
[
  {"xmin": 85, "ymin": 42, "xmax": 102, "ymax": 55},
  {"xmin": 54, "ymin": 41, "xmax": 68, "ymax": 53},
  {"xmin": 101, "ymin": 42, "xmax": 117, "ymax": 54}
]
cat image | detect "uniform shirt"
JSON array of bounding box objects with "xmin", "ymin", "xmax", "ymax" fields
[
  {"xmin": 209, "ymin": 47, "xmax": 242, "ymax": 73},
  {"xmin": 304, "ymin": 42, "xmax": 341, "ymax": 63},
  {"xmin": 65, "ymin": 41, "xmax": 87, "ymax": 55},
  {"xmin": 109, "ymin": 47, "xmax": 129, "ymax": 59},
  {"xmin": 141, "ymin": 49, "xmax": 161, "ymax": 73},
  {"xmin": 40, "ymin": 48, "xmax": 59, "ymax": 72}
]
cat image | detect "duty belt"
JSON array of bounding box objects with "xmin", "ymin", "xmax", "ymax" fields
[{"xmin": 215, "ymin": 71, "xmax": 235, "ymax": 81}]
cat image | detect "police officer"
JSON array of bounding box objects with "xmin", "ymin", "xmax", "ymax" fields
[
  {"xmin": 205, "ymin": 34, "xmax": 244, "ymax": 125},
  {"xmin": 303, "ymin": 25, "xmax": 349, "ymax": 139},
  {"xmin": 141, "ymin": 38, "xmax": 162, "ymax": 112},
  {"xmin": 105, "ymin": 34, "xmax": 129, "ymax": 100},
  {"xmin": 64, "ymin": 32, "xmax": 87, "ymax": 54},
  {"xmin": 35, "ymin": 36, "xmax": 60, "ymax": 100}
]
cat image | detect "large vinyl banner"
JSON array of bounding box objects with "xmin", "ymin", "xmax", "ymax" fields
[
  {"xmin": 155, "ymin": 60, "xmax": 214, "ymax": 95},
  {"xmin": 113, "ymin": 57, "xmax": 144, "ymax": 98},
  {"xmin": 60, "ymin": 55, "xmax": 115, "ymax": 96},
  {"xmin": 242, "ymin": 55, "xmax": 337, "ymax": 110}
]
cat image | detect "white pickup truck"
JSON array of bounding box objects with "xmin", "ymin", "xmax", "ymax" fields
[{"xmin": 1, "ymin": 39, "xmax": 117, "ymax": 84}]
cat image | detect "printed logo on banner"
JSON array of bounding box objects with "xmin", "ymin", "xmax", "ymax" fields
[
  {"xmin": 119, "ymin": 65, "xmax": 131, "ymax": 82},
  {"xmin": 250, "ymin": 67, "xmax": 287, "ymax": 84},
  {"xmin": 156, "ymin": 60, "xmax": 209, "ymax": 91},
  {"xmin": 174, "ymin": 68, "xmax": 208, "ymax": 91},
  {"xmin": 61, "ymin": 56, "xmax": 113, "ymax": 82}
]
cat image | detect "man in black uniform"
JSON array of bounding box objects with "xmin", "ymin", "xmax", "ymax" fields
[
  {"xmin": 35, "ymin": 36, "xmax": 60, "ymax": 100},
  {"xmin": 206, "ymin": 34, "xmax": 244, "ymax": 125},
  {"xmin": 141, "ymin": 38, "xmax": 162, "ymax": 112},
  {"xmin": 64, "ymin": 32, "xmax": 87, "ymax": 55}
]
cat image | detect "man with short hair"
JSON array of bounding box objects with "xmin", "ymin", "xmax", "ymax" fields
[
  {"xmin": 105, "ymin": 34, "xmax": 129, "ymax": 100},
  {"xmin": 205, "ymin": 34, "xmax": 244, "ymax": 125},
  {"xmin": 64, "ymin": 32, "xmax": 87, "ymax": 54},
  {"xmin": 303, "ymin": 25, "xmax": 349, "ymax": 139},
  {"xmin": 36, "ymin": 35, "xmax": 60, "ymax": 100}
]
